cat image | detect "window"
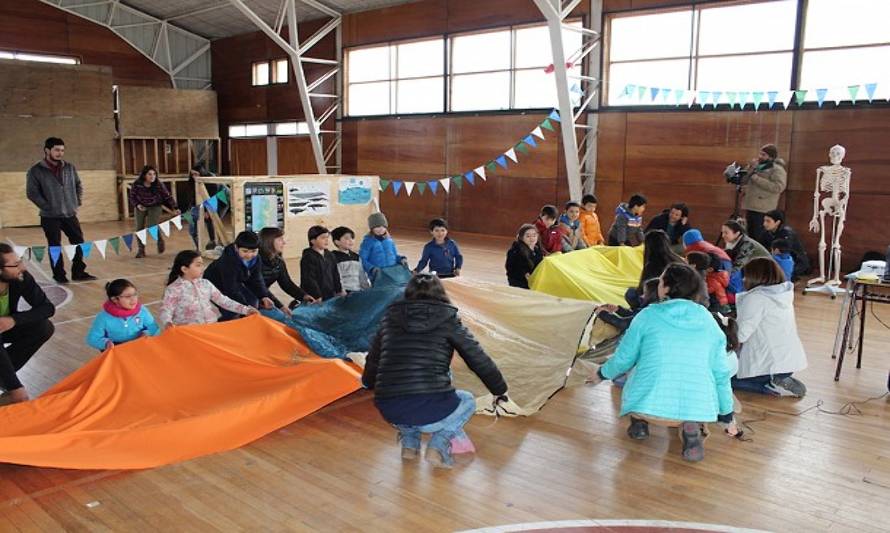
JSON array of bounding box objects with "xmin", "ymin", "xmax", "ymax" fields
[
  {"xmin": 252, "ymin": 61, "xmax": 269, "ymax": 86},
  {"xmin": 273, "ymin": 122, "xmax": 310, "ymax": 135},
  {"xmin": 0, "ymin": 50, "xmax": 78, "ymax": 64},
  {"xmin": 273, "ymin": 59, "xmax": 289, "ymax": 84},
  {"xmin": 228, "ymin": 124, "xmax": 269, "ymax": 137},
  {"xmin": 605, "ymin": 1, "xmax": 796, "ymax": 106},
  {"xmin": 251, "ymin": 59, "xmax": 288, "ymax": 86},
  {"xmin": 346, "ymin": 37, "xmax": 445, "ymax": 116}
]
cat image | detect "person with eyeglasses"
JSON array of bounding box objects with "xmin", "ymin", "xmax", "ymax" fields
[
  {"xmin": 0, "ymin": 243, "xmax": 56, "ymax": 404},
  {"xmin": 86, "ymin": 279, "xmax": 159, "ymax": 351}
]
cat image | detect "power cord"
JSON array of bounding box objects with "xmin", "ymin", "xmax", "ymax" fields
[{"xmin": 738, "ymin": 391, "xmax": 890, "ymax": 437}]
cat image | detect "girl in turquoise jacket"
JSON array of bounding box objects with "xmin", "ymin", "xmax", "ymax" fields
[
  {"xmin": 595, "ymin": 263, "xmax": 735, "ymax": 462},
  {"xmin": 86, "ymin": 279, "xmax": 159, "ymax": 351}
]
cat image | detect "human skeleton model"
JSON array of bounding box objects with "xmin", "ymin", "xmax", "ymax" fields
[{"xmin": 808, "ymin": 144, "xmax": 851, "ymax": 288}]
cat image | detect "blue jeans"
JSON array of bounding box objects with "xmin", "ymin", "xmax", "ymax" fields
[
  {"xmin": 394, "ymin": 390, "xmax": 475, "ymax": 465},
  {"xmin": 732, "ymin": 372, "xmax": 791, "ymax": 395}
]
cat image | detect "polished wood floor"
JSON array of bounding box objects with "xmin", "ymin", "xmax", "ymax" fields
[{"xmin": 1, "ymin": 221, "xmax": 889, "ymax": 532}]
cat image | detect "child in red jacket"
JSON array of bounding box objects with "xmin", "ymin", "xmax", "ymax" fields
[
  {"xmin": 534, "ymin": 204, "xmax": 565, "ymax": 255},
  {"xmin": 687, "ymin": 251, "xmax": 730, "ymax": 312}
]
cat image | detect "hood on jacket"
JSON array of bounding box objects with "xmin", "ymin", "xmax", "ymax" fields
[
  {"xmin": 643, "ymin": 298, "xmax": 714, "ymax": 331},
  {"xmin": 387, "ymin": 299, "xmax": 457, "ymax": 333},
  {"xmin": 739, "ymin": 281, "xmax": 794, "ymax": 308},
  {"xmin": 774, "ymin": 158, "xmax": 786, "ymax": 168}
]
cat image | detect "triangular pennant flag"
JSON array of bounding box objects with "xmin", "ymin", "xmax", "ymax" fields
[
  {"xmin": 159, "ymin": 220, "xmax": 171, "ymax": 237},
  {"xmin": 531, "ymin": 126, "xmax": 545, "ymax": 140},
  {"xmin": 637, "ymin": 85, "xmax": 647, "ymax": 101},
  {"xmin": 404, "ymin": 181, "xmax": 415, "ymax": 196},
  {"xmin": 439, "ymin": 177, "xmax": 450, "ymax": 193},
  {"xmin": 486, "ymin": 161, "xmax": 497, "ymax": 172},
  {"xmin": 540, "ymin": 119, "xmax": 555, "ymax": 132},
  {"xmin": 782, "ymin": 90, "xmax": 794, "ymax": 109},
  {"xmin": 865, "ymin": 83, "xmax": 877, "ymax": 102},
  {"xmin": 136, "ymin": 229, "xmax": 148, "ymax": 244},
  {"xmin": 452, "ymin": 175, "xmax": 463, "ymax": 190},
  {"xmin": 650, "ymin": 87, "xmax": 660, "ymax": 101},
  {"xmin": 548, "ymin": 109, "xmax": 561, "ymax": 122},
  {"xmin": 63, "ymin": 244, "xmax": 78, "ymax": 261},
  {"xmin": 474, "ymin": 166, "xmax": 487, "ymax": 181},
  {"xmin": 170, "ymin": 214, "xmax": 182, "ymax": 230},
  {"xmin": 380, "ymin": 178, "xmax": 390, "ymax": 191},
  {"xmin": 752, "ymin": 91, "xmax": 764, "ymax": 109},
  {"xmin": 523, "ymin": 135, "xmax": 537, "ymax": 148},
  {"xmin": 148, "ymin": 225, "xmax": 159, "ymax": 241},
  {"xmin": 80, "ymin": 242, "xmax": 93, "ymax": 259},
  {"xmin": 109, "ymin": 237, "xmax": 121, "ymax": 254},
  {"xmin": 794, "ymin": 90, "xmax": 808, "ymax": 106},
  {"xmin": 205, "ymin": 197, "xmax": 219, "ymax": 212},
  {"xmin": 726, "ymin": 92, "xmax": 738, "ymax": 108},
  {"xmin": 182, "ymin": 211, "xmax": 194, "ymax": 225},
  {"xmin": 832, "ymin": 87, "xmax": 844, "ymax": 106},
  {"xmin": 392, "ymin": 181, "xmax": 403, "ymax": 196},
  {"xmin": 428, "ymin": 180, "xmax": 439, "ymax": 195},
  {"xmin": 673, "ymin": 89, "xmax": 685, "ymax": 106},
  {"xmin": 215, "ymin": 189, "xmax": 229, "ymax": 205},
  {"xmin": 767, "ymin": 91, "xmax": 778, "ymax": 108},
  {"xmin": 49, "ymin": 246, "xmax": 61, "ymax": 267},
  {"xmin": 464, "ymin": 171, "xmax": 475, "ymax": 185},
  {"xmin": 496, "ymin": 155, "xmax": 508, "ymax": 169},
  {"xmin": 94, "ymin": 239, "xmax": 107, "ymax": 259},
  {"xmin": 570, "ymin": 83, "xmax": 582, "ymax": 94},
  {"xmin": 711, "ymin": 91, "xmax": 722, "ymax": 106},
  {"xmin": 738, "ymin": 91, "xmax": 750, "ymax": 108},
  {"xmin": 698, "ymin": 91, "xmax": 710, "ymax": 108},
  {"xmin": 847, "ymin": 85, "xmax": 859, "ymax": 103},
  {"xmin": 516, "ymin": 142, "xmax": 529, "ymax": 155},
  {"xmin": 123, "ymin": 234, "xmax": 135, "ymax": 251},
  {"xmin": 624, "ymin": 84, "xmax": 636, "ymax": 99},
  {"xmin": 815, "ymin": 88, "xmax": 828, "ymax": 107},
  {"xmin": 32, "ymin": 246, "xmax": 45, "ymax": 263},
  {"xmin": 505, "ymin": 148, "xmax": 518, "ymax": 163},
  {"xmin": 417, "ymin": 182, "xmax": 427, "ymax": 195},
  {"xmin": 13, "ymin": 245, "xmax": 28, "ymax": 259}
]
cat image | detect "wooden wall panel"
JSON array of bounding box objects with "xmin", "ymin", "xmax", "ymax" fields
[
  {"xmin": 230, "ymin": 139, "xmax": 268, "ymax": 176},
  {"xmin": 356, "ymin": 119, "xmax": 448, "ymax": 175},
  {"xmin": 277, "ymin": 137, "xmax": 317, "ymax": 174},
  {"xmin": 118, "ymin": 87, "xmax": 219, "ymax": 138},
  {"xmin": 379, "ymin": 173, "xmax": 450, "ymax": 231},
  {"xmin": 445, "ymin": 115, "xmax": 556, "ymax": 178},
  {"xmin": 343, "ymin": 0, "xmax": 448, "ymax": 47}
]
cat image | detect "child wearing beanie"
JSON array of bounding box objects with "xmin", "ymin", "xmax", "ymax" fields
[{"xmin": 359, "ymin": 212, "xmax": 407, "ymax": 282}]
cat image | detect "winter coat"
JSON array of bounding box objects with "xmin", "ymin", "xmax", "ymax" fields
[
  {"xmin": 558, "ymin": 214, "xmax": 587, "ymax": 251},
  {"xmin": 26, "ymin": 159, "xmax": 82, "ymax": 218},
  {"xmin": 332, "ymin": 250, "xmax": 370, "ymax": 292},
  {"xmin": 129, "ymin": 178, "xmax": 177, "ymax": 210},
  {"xmin": 158, "ymin": 277, "xmax": 252, "ymax": 326},
  {"xmin": 646, "ymin": 210, "xmax": 691, "ymax": 245},
  {"xmin": 608, "ymin": 203, "xmax": 644, "ymax": 246},
  {"xmin": 726, "ymin": 235, "xmax": 771, "ymax": 272},
  {"xmin": 742, "ymin": 158, "xmax": 787, "ymax": 214},
  {"xmin": 685, "ymin": 240, "xmax": 733, "ymax": 272},
  {"xmin": 203, "ymin": 245, "xmax": 271, "ymax": 307},
  {"xmin": 260, "ymin": 253, "xmax": 307, "ymax": 308},
  {"xmin": 760, "ymin": 224, "xmax": 810, "ymax": 277},
  {"xmin": 600, "ymin": 298, "xmax": 735, "ymax": 422},
  {"xmin": 735, "ymin": 281, "xmax": 808, "ymax": 378},
  {"xmin": 3, "ymin": 271, "xmax": 56, "ymax": 325},
  {"xmin": 415, "ymin": 238, "xmax": 463, "ymax": 276},
  {"xmin": 300, "ymin": 247, "xmax": 342, "ymax": 300},
  {"xmin": 505, "ymin": 241, "xmax": 543, "ymax": 289},
  {"xmin": 579, "ymin": 209, "xmax": 604, "ymax": 246},
  {"xmin": 359, "ymin": 233, "xmax": 403, "ymax": 274},
  {"xmin": 362, "ymin": 299, "xmax": 507, "ymax": 399},
  {"xmin": 705, "ymin": 270, "xmax": 730, "ymax": 306},
  {"xmin": 86, "ymin": 305, "xmax": 159, "ymax": 351},
  {"xmin": 534, "ymin": 218, "xmax": 564, "ymax": 255},
  {"xmin": 773, "ymin": 253, "xmax": 794, "ymax": 282}
]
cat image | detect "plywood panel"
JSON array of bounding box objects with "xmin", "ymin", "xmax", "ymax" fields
[
  {"xmin": 230, "ymin": 139, "xmax": 268, "ymax": 176},
  {"xmin": 118, "ymin": 87, "xmax": 219, "ymax": 138},
  {"xmin": 595, "ymin": 112, "xmax": 627, "ymax": 184},
  {"xmin": 0, "ymin": 170, "xmax": 117, "ymax": 228}
]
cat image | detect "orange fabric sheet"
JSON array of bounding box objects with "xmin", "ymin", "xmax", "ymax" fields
[{"xmin": 0, "ymin": 315, "xmax": 361, "ymax": 470}]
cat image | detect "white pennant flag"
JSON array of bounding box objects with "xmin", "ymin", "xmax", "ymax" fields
[
  {"xmin": 159, "ymin": 220, "xmax": 171, "ymax": 237},
  {"xmin": 505, "ymin": 148, "xmax": 518, "ymax": 163},
  {"xmin": 135, "ymin": 229, "xmax": 148, "ymax": 244},
  {"xmin": 405, "ymin": 181, "xmax": 415, "ymax": 196},
  {"xmin": 474, "ymin": 166, "xmax": 487, "ymax": 181},
  {"xmin": 439, "ymin": 177, "xmax": 451, "ymax": 193},
  {"xmin": 170, "ymin": 214, "xmax": 183, "ymax": 230},
  {"xmin": 531, "ymin": 126, "xmax": 545, "ymax": 140},
  {"xmin": 94, "ymin": 239, "xmax": 108, "ymax": 259},
  {"xmin": 782, "ymin": 90, "xmax": 794, "ymax": 109},
  {"xmin": 63, "ymin": 244, "xmax": 79, "ymax": 260},
  {"xmin": 13, "ymin": 245, "xmax": 28, "ymax": 259}
]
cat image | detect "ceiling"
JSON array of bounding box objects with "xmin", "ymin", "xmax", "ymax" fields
[{"xmin": 114, "ymin": 0, "xmax": 424, "ymax": 39}]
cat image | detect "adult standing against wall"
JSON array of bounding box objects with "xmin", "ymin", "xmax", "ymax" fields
[
  {"xmin": 742, "ymin": 144, "xmax": 787, "ymax": 243},
  {"xmin": 26, "ymin": 137, "xmax": 97, "ymax": 283}
]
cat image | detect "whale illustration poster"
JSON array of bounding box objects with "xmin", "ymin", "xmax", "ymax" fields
[
  {"xmin": 338, "ymin": 177, "xmax": 372, "ymax": 205},
  {"xmin": 287, "ymin": 181, "xmax": 330, "ymax": 216}
]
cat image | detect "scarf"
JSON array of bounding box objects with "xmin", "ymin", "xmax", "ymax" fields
[{"xmin": 103, "ymin": 300, "xmax": 141, "ymax": 318}]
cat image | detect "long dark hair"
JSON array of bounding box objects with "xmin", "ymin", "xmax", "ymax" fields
[
  {"xmin": 167, "ymin": 250, "xmax": 201, "ymax": 285},
  {"xmin": 722, "ymin": 219, "xmax": 746, "ymax": 238},
  {"xmin": 404, "ymin": 273, "xmax": 451, "ymax": 304},
  {"xmin": 743, "ymin": 256, "xmax": 786, "ymax": 290},
  {"xmin": 640, "ymin": 230, "xmax": 684, "ymax": 286},
  {"xmin": 136, "ymin": 165, "xmax": 160, "ymax": 188},
  {"xmin": 259, "ymin": 226, "xmax": 284, "ymax": 261},
  {"xmin": 515, "ymin": 223, "xmax": 541, "ymax": 269},
  {"xmin": 660, "ymin": 263, "xmax": 704, "ymax": 301},
  {"xmin": 713, "ymin": 312, "xmax": 740, "ymax": 352}
]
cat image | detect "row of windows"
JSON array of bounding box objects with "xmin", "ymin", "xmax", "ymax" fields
[
  {"xmin": 251, "ymin": 59, "xmax": 289, "ymax": 86},
  {"xmin": 228, "ymin": 122, "xmax": 310, "ymax": 137},
  {"xmin": 0, "ymin": 50, "xmax": 79, "ymax": 65}
]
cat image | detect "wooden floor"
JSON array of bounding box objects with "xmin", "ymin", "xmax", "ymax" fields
[{"xmin": 1, "ymin": 221, "xmax": 889, "ymax": 532}]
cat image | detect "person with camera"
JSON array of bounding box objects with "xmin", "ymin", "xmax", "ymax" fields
[{"xmin": 741, "ymin": 144, "xmax": 787, "ymax": 243}]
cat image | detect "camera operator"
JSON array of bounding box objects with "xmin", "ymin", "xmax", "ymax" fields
[{"xmin": 741, "ymin": 144, "xmax": 787, "ymax": 243}]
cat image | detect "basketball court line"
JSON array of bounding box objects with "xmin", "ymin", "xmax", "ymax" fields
[{"xmin": 458, "ymin": 519, "xmax": 768, "ymax": 533}]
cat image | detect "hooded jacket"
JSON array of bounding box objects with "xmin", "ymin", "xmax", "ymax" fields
[
  {"xmin": 300, "ymin": 247, "xmax": 342, "ymax": 300},
  {"xmin": 579, "ymin": 209, "xmax": 604, "ymax": 246},
  {"xmin": 505, "ymin": 240, "xmax": 543, "ymax": 289},
  {"xmin": 26, "ymin": 159, "xmax": 83, "ymax": 218},
  {"xmin": 600, "ymin": 298, "xmax": 735, "ymax": 422},
  {"xmin": 742, "ymin": 158, "xmax": 787, "ymax": 213},
  {"xmin": 203, "ymin": 244, "xmax": 271, "ymax": 307},
  {"xmin": 608, "ymin": 203, "xmax": 644, "ymax": 246},
  {"xmin": 359, "ymin": 233, "xmax": 403, "ymax": 274},
  {"xmin": 726, "ymin": 235, "xmax": 771, "ymax": 272},
  {"xmin": 735, "ymin": 281, "xmax": 808, "ymax": 378},
  {"xmin": 361, "ymin": 299, "xmax": 507, "ymax": 399},
  {"xmin": 760, "ymin": 223, "xmax": 810, "ymax": 277}
]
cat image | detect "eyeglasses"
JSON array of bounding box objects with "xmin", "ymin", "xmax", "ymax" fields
[
  {"xmin": 1, "ymin": 261, "xmax": 22, "ymax": 269},
  {"xmin": 116, "ymin": 292, "xmax": 139, "ymax": 299}
]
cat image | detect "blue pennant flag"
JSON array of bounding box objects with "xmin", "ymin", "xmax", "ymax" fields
[
  {"xmin": 523, "ymin": 135, "xmax": 537, "ymax": 148},
  {"xmin": 205, "ymin": 196, "xmax": 219, "ymax": 212},
  {"xmin": 767, "ymin": 91, "xmax": 779, "ymax": 108},
  {"xmin": 80, "ymin": 242, "xmax": 93, "ymax": 259},
  {"xmin": 816, "ymin": 88, "xmax": 828, "ymax": 107},
  {"xmin": 496, "ymin": 155, "xmax": 508, "ymax": 169},
  {"xmin": 623, "ymin": 84, "xmax": 635, "ymax": 98},
  {"xmin": 428, "ymin": 180, "xmax": 438, "ymax": 195},
  {"xmin": 392, "ymin": 181, "xmax": 403, "ymax": 196},
  {"xmin": 711, "ymin": 91, "xmax": 722, "ymax": 105},
  {"xmin": 738, "ymin": 91, "xmax": 749, "ymax": 108},
  {"xmin": 865, "ymin": 82, "xmax": 878, "ymax": 102},
  {"xmin": 148, "ymin": 225, "xmax": 159, "ymax": 241},
  {"xmin": 698, "ymin": 91, "xmax": 711, "ymax": 108},
  {"xmin": 464, "ymin": 171, "xmax": 475, "ymax": 185},
  {"xmin": 122, "ymin": 234, "xmax": 134, "ymax": 250},
  {"xmin": 650, "ymin": 87, "xmax": 660, "ymax": 101},
  {"xmin": 49, "ymin": 246, "xmax": 62, "ymax": 266},
  {"xmin": 548, "ymin": 109, "xmax": 561, "ymax": 122}
]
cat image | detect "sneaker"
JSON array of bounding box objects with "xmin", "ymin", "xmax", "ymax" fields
[
  {"xmin": 53, "ymin": 274, "xmax": 69, "ymax": 284},
  {"xmin": 680, "ymin": 422, "xmax": 705, "ymax": 462},
  {"xmin": 627, "ymin": 417, "xmax": 649, "ymax": 440},
  {"xmin": 72, "ymin": 272, "xmax": 98, "ymax": 281},
  {"xmin": 424, "ymin": 446, "xmax": 454, "ymax": 469},
  {"xmin": 401, "ymin": 446, "xmax": 419, "ymax": 460},
  {"xmin": 766, "ymin": 376, "xmax": 807, "ymax": 398},
  {"xmin": 205, "ymin": 240, "xmax": 217, "ymax": 250}
]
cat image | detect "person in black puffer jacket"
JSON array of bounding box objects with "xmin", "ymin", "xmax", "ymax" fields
[{"xmin": 362, "ymin": 274, "xmax": 508, "ymax": 468}]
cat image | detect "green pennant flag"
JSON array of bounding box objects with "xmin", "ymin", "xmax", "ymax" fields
[
  {"xmin": 417, "ymin": 182, "xmax": 426, "ymax": 195},
  {"xmin": 109, "ymin": 237, "xmax": 121, "ymax": 255},
  {"xmin": 215, "ymin": 189, "xmax": 229, "ymax": 205},
  {"xmin": 451, "ymin": 175, "xmax": 463, "ymax": 189},
  {"xmin": 637, "ymin": 85, "xmax": 647, "ymax": 101},
  {"xmin": 516, "ymin": 142, "xmax": 530, "ymax": 155},
  {"xmin": 32, "ymin": 246, "xmax": 45, "ymax": 263},
  {"xmin": 380, "ymin": 179, "xmax": 390, "ymax": 191},
  {"xmin": 794, "ymin": 90, "xmax": 808, "ymax": 105},
  {"xmin": 726, "ymin": 92, "xmax": 737, "ymax": 108},
  {"xmin": 848, "ymin": 85, "xmax": 860, "ymax": 103},
  {"xmin": 486, "ymin": 161, "xmax": 497, "ymax": 172},
  {"xmin": 752, "ymin": 91, "xmax": 764, "ymax": 108},
  {"xmin": 540, "ymin": 118, "xmax": 555, "ymax": 132},
  {"xmin": 182, "ymin": 211, "xmax": 194, "ymax": 225}
]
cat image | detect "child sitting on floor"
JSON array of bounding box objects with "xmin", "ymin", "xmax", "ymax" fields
[
  {"xmin": 159, "ymin": 250, "xmax": 256, "ymax": 328},
  {"xmin": 590, "ymin": 263, "xmax": 735, "ymax": 462},
  {"xmin": 362, "ymin": 274, "xmax": 509, "ymax": 468},
  {"xmin": 331, "ymin": 226, "xmax": 371, "ymax": 293},
  {"xmin": 771, "ymin": 238, "xmax": 795, "ymax": 283},
  {"xmin": 558, "ymin": 201, "xmax": 588, "ymax": 252},
  {"xmin": 686, "ymin": 251, "xmax": 730, "ymax": 312},
  {"xmin": 505, "ymin": 223, "xmax": 543, "ymax": 289},
  {"xmin": 302, "ymin": 225, "xmax": 345, "ymax": 301},
  {"xmin": 360, "ymin": 211, "xmax": 408, "ymax": 282},
  {"xmin": 414, "ymin": 218, "xmax": 463, "ymax": 278},
  {"xmin": 86, "ymin": 279, "xmax": 159, "ymax": 351},
  {"xmin": 580, "ymin": 194, "xmax": 605, "ymax": 246},
  {"xmin": 534, "ymin": 204, "xmax": 564, "ymax": 255},
  {"xmin": 595, "ymin": 277, "xmax": 660, "ymax": 333}
]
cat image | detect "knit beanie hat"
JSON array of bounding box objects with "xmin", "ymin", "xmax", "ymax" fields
[
  {"xmin": 368, "ymin": 212, "xmax": 388, "ymax": 230},
  {"xmin": 234, "ymin": 231, "xmax": 260, "ymax": 249},
  {"xmin": 682, "ymin": 228, "xmax": 704, "ymax": 247},
  {"xmin": 761, "ymin": 144, "xmax": 778, "ymax": 159}
]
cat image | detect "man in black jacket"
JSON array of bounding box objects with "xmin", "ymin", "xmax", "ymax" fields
[
  {"xmin": 0, "ymin": 243, "xmax": 56, "ymax": 403},
  {"xmin": 203, "ymin": 231, "xmax": 275, "ymax": 320},
  {"xmin": 760, "ymin": 209, "xmax": 811, "ymax": 279},
  {"xmin": 645, "ymin": 202, "xmax": 691, "ymax": 247}
]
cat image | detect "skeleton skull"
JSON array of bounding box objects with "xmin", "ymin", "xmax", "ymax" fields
[{"xmin": 829, "ymin": 144, "xmax": 846, "ymax": 165}]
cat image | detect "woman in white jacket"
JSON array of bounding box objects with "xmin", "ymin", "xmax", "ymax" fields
[{"xmin": 733, "ymin": 257, "xmax": 808, "ymax": 397}]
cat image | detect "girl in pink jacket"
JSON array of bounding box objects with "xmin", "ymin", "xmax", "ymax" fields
[{"xmin": 159, "ymin": 250, "xmax": 256, "ymax": 328}]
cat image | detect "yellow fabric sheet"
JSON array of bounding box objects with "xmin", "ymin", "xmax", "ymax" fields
[{"xmin": 529, "ymin": 246, "xmax": 644, "ymax": 305}]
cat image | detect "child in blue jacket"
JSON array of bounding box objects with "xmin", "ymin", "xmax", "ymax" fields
[
  {"xmin": 414, "ymin": 218, "xmax": 463, "ymax": 278},
  {"xmin": 359, "ymin": 211, "xmax": 407, "ymax": 282},
  {"xmin": 770, "ymin": 238, "xmax": 794, "ymax": 282},
  {"xmin": 86, "ymin": 279, "xmax": 159, "ymax": 351}
]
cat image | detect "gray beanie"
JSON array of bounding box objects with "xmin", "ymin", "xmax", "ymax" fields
[{"xmin": 368, "ymin": 212, "xmax": 388, "ymax": 230}]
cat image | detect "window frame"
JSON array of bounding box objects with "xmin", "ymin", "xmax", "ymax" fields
[
  {"xmin": 251, "ymin": 59, "xmax": 289, "ymax": 87},
  {"xmin": 0, "ymin": 49, "xmax": 80, "ymax": 65}
]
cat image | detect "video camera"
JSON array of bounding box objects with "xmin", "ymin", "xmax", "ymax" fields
[{"xmin": 723, "ymin": 162, "xmax": 749, "ymax": 186}]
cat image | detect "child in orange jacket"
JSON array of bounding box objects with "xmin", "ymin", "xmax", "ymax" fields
[{"xmin": 580, "ymin": 194, "xmax": 605, "ymax": 246}]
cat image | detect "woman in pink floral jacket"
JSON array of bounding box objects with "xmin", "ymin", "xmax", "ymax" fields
[{"xmin": 159, "ymin": 250, "xmax": 256, "ymax": 327}]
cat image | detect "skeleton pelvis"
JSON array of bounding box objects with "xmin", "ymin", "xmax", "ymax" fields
[{"xmin": 821, "ymin": 197, "xmax": 842, "ymax": 216}]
